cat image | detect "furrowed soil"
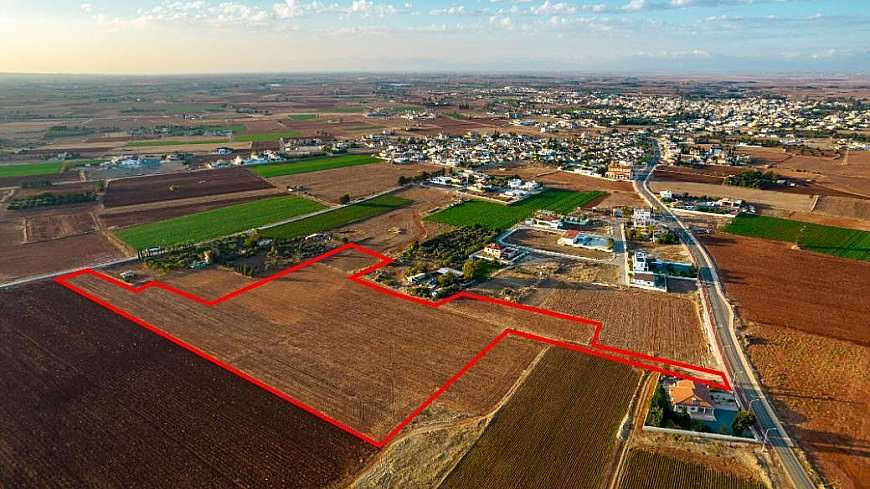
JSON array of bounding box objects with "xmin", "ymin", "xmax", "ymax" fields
[
  {"xmin": 0, "ymin": 282, "xmax": 375, "ymax": 489},
  {"xmin": 616, "ymin": 448, "xmax": 766, "ymax": 489},
  {"xmin": 526, "ymin": 282, "xmax": 714, "ymax": 368},
  {"xmin": 744, "ymin": 322, "xmax": 869, "ymax": 489},
  {"xmin": 102, "ymin": 167, "xmax": 273, "ymax": 208},
  {"xmin": 64, "ymin": 248, "xmax": 592, "ymax": 442},
  {"xmin": 439, "ymin": 348, "xmax": 641, "ymax": 489},
  {"xmin": 268, "ymin": 162, "xmax": 442, "ymax": 204},
  {"xmin": 701, "ymin": 234, "xmax": 870, "ymax": 346}
]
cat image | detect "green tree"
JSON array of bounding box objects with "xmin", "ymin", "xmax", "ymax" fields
[
  {"xmin": 463, "ymin": 259, "xmax": 487, "ymax": 281},
  {"xmin": 339, "ymin": 194, "xmax": 351, "ymax": 205},
  {"xmin": 732, "ymin": 410, "xmax": 757, "ymax": 436}
]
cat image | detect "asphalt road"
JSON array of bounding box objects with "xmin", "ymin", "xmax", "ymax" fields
[{"xmin": 634, "ymin": 154, "xmax": 816, "ymax": 489}]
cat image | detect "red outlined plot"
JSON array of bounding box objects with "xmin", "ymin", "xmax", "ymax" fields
[{"xmin": 55, "ymin": 242, "xmax": 731, "ymax": 448}]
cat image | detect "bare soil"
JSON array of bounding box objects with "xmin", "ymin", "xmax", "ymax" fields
[
  {"xmin": 0, "ymin": 282, "xmax": 375, "ymax": 489},
  {"xmin": 701, "ymin": 234, "xmax": 870, "ymax": 346},
  {"xmin": 102, "ymin": 167, "xmax": 273, "ymax": 208}
]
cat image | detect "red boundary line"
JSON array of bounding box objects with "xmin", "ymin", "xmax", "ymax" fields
[{"xmin": 55, "ymin": 242, "xmax": 732, "ymax": 449}]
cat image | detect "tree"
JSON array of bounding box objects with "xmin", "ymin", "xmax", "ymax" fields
[
  {"xmin": 398, "ymin": 175, "xmax": 409, "ymax": 185},
  {"xmin": 339, "ymin": 194, "xmax": 351, "ymax": 204},
  {"xmin": 463, "ymin": 259, "xmax": 488, "ymax": 281},
  {"xmin": 732, "ymin": 410, "xmax": 756, "ymax": 436},
  {"xmin": 436, "ymin": 272, "xmax": 456, "ymax": 287}
]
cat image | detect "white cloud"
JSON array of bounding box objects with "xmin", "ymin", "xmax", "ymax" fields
[
  {"xmin": 274, "ymin": 0, "xmax": 304, "ymax": 18},
  {"xmin": 430, "ymin": 5, "xmax": 466, "ymax": 15},
  {"xmin": 80, "ymin": 3, "xmax": 93, "ymax": 13},
  {"xmin": 531, "ymin": 1, "xmax": 576, "ymax": 15}
]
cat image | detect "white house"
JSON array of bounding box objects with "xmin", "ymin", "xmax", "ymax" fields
[
  {"xmin": 632, "ymin": 252, "xmax": 649, "ymax": 272},
  {"xmin": 633, "ymin": 208, "xmax": 654, "ymax": 228}
]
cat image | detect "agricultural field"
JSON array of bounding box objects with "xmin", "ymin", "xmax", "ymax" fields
[
  {"xmin": 330, "ymin": 186, "xmax": 454, "ymax": 254},
  {"xmin": 126, "ymin": 138, "xmax": 228, "ymax": 147},
  {"xmin": 701, "ymin": 233, "xmax": 870, "ymax": 346},
  {"xmin": 724, "ymin": 214, "xmax": 870, "ymax": 261},
  {"xmin": 248, "ymin": 154, "xmax": 381, "ymax": 178},
  {"xmin": 425, "ymin": 189, "xmax": 606, "ymax": 229},
  {"xmin": 61, "ymin": 248, "xmax": 588, "ymax": 441},
  {"xmin": 744, "ymin": 323, "xmax": 869, "ymax": 489},
  {"xmin": 527, "ymin": 283, "xmax": 714, "ymax": 368},
  {"xmin": 102, "ymin": 167, "xmax": 274, "ymax": 208},
  {"xmin": 263, "ymin": 195, "xmax": 411, "ymax": 240},
  {"xmin": 0, "ymin": 282, "xmax": 375, "ymax": 488},
  {"xmin": 115, "ymin": 194, "xmax": 325, "ymax": 249},
  {"xmin": 287, "ymin": 113, "xmax": 319, "ymax": 121},
  {"xmin": 648, "ymin": 180, "xmax": 815, "ymax": 213},
  {"xmin": 234, "ymin": 130, "xmax": 303, "ymax": 142},
  {"xmin": 267, "ymin": 161, "xmax": 441, "ymax": 204},
  {"xmin": 0, "ymin": 159, "xmax": 98, "ymax": 177},
  {"xmin": 616, "ymin": 449, "xmax": 766, "ymax": 489},
  {"xmin": 440, "ymin": 348, "xmax": 640, "ymax": 489}
]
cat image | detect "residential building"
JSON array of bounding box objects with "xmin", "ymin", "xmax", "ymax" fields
[{"xmin": 668, "ymin": 380, "xmax": 717, "ymax": 421}]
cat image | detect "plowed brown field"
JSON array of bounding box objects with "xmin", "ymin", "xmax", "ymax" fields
[
  {"xmin": 701, "ymin": 234, "xmax": 870, "ymax": 346},
  {"xmin": 102, "ymin": 168, "xmax": 273, "ymax": 208},
  {"xmin": 0, "ymin": 283, "xmax": 375, "ymax": 489},
  {"xmin": 63, "ymin": 249, "xmax": 592, "ymax": 442}
]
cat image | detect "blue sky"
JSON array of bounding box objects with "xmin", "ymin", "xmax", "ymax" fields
[{"xmin": 1, "ymin": 0, "xmax": 868, "ymax": 73}]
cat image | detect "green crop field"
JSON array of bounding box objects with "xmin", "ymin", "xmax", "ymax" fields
[
  {"xmin": 126, "ymin": 138, "xmax": 228, "ymax": 147},
  {"xmin": 115, "ymin": 195, "xmax": 326, "ymax": 249},
  {"xmin": 287, "ymin": 113, "xmax": 319, "ymax": 121},
  {"xmin": 248, "ymin": 154, "xmax": 381, "ymax": 178},
  {"xmin": 233, "ymin": 130, "xmax": 303, "ymax": 142},
  {"xmin": 425, "ymin": 189, "xmax": 607, "ymax": 229},
  {"xmin": 0, "ymin": 159, "xmax": 100, "ymax": 177},
  {"xmin": 724, "ymin": 214, "xmax": 870, "ymax": 261},
  {"xmin": 264, "ymin": 195, "xmax": 411, "ymax": 239},
  {"xmin": 616, "ymin": 449, "xmax": 765, "ymax": 489}
]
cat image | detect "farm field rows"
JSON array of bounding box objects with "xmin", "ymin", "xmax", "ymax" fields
[
  {"xmin": 724, "ymin": 214, "xmax": 870, "ymax": 261},
  {"xmin": 0, "ymin": 282, "xmax": 375, "ymax": 488},
  {"xmin": 264, "ymin": 194, "xmax": 411, "ymax": 240},
  {"xmin": 115, "ymin": 194, "xmax": 326, "ymax": 249},
  {"xmin": 439, "ymin": 348, "xmax": 640, "ymax": 489},
  {"xmin": 616, "ymin": 449, "xmax": 765, "ymax": 489},
  {"xmin": 425, "ymin": 189, "xmax": 606, "ymax": 229},
  {"xmin": 102, "ymin": 167, "xmax": 274, "ymax": 208},
  {"xmin": 61, "ymin": 249, "xmax": 580, "ymax": 442},
  {"xmin": 248, "ymin": 154, "xmax": 381, "ymax": 178},
  {"xmin": 701, "ymin": 233, "xmax": 870, "ymax": 345},
  {"xmin": 234, "ymin": 130, "xmax": 302, "ymax": 142}
]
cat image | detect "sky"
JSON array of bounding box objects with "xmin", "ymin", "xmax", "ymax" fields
[{"xmin": 1, "ymin": 0, "xmax": 868, "ymax": 74}]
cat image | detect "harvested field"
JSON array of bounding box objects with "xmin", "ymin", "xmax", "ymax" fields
[
  {"xmin": 268, "ymin": 161, "xmax": 441, "ymax": 204},
  {"xmin": 813, "ymin": 195, "xmax": 870, "ymax": 224},
  {"xmin": 528, "ymin": 283, "xmax": 713, "ymax": 367},
  {"xmin": 745, "ymin": 323, "xmax": 869, "ymax": 489},
  {"xmin": 701, "ymin": 234, "xmax": 870, "ymax": 346},
  {"xmin": 332, "ymin": 186, "xmax": 454, "ymax": 254},
  {"xmin": 748, "ymin": 149, "xmax": 870, "ymax": 198},
  {"xmin": 102, "ymin": 168, "xmax": 273, "ymax": 208},
  {"xmin": 11, "ymin": 181, "xmax": 98, "ymax": 200},
  {"xmin": 0, "ymin": 282, "xmax": 375, "ymax": 488},
  {"xmin": 62, "ymin": 249, "xmax": 594, "ymax": 442},
  {"xmin": 616, "ymin": 449, "xmax": 765, "ymax": 489},
  {"xmin": 440, "ymin": 348, "xmax": 640, "ymax": 489},
  {"xmin": 652, "ymin": 165, "xmax": 741, "ymax": 185},
  {"xmin": 648, "ymin": 180, "xmax": 815, "ymax": 213},
  {"xmin": 487, "ymin": 167, "xmax": 644, "ymax": 208},
  {"xmin": 23, "ymin": 206, "xmax": 100, "ymax": 242}
]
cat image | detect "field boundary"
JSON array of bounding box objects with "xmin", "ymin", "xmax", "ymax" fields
[{"xmin": 54, "ymin": 242, "xmax": 731, "ymax": 449}]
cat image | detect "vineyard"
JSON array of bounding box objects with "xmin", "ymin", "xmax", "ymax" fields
[
  {"xmin": 616, "ymin": 449, "xmax": 766, "ymax": 489},
  {"xmin": 439, "ymin": 348, "xmax": 640, "ymax": 489}
]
